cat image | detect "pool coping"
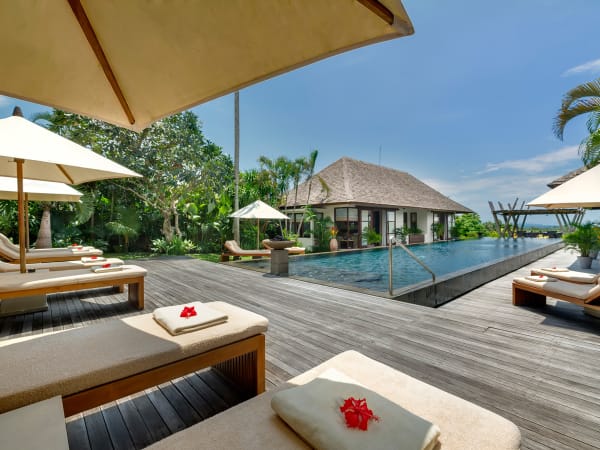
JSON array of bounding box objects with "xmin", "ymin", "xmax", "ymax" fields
[{"xmin": 223, "ymin": 239, "xmax": 565, "ymax": 308}]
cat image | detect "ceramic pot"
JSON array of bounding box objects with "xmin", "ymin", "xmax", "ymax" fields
[
  {"xmin": 578, "ymin": 256, "xmax": 593, "ymax": 269},
  {"xmin": 329, "ymin": 238, "xmax": 338, "ymax": 252}
]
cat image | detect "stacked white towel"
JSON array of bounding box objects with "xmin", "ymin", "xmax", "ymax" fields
[
  {"xmin": 525, "ymin": 275, "xmax": 557, "ymax": 282},
  {"xmin": 153, "ymin": 302, "xmax": 228, "ymax": 335},
  {"xmin": 271, "ymin": 368, "xmax": 441, "ymax": 450},
  {"xmin": 82, "ymin": 256, "xmax": 106, "ymax": 263}
]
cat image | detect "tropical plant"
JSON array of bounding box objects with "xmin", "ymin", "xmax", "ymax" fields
[
  {"xmin": 151, "ymin": 236, "xmax": 196, "ymax": 255},
  {"xmin": 363, "ymin": 227, "xmax": 382, "ymax": 246},
  {"xmin": 451, "ymin": 213, "xmax": 487, "ymax": 240},
  {"xmin": 432, "ymin": 221, "xmax": 445, "ymax": 240},
  {"xmin": 562, "ymin": 222, "xmax": 600, "ymax": 257},
  {"xmin": 553, "ymin": 79, "xmax": 600, "ymax": 167}
]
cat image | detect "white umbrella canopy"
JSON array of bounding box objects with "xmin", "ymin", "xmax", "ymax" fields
[
  {"xmin": 528, "ymin": 165, "xmax": 600, "ymax": 208},
  {"xmin": 229, "ymin": 200, "xmax": 290, "ymax": 221},
  {"xmin": 0, "ymin": 0, "xmax": 413, "ymax": 131},
  {"xmin": 0, "ymin": 176, "xmax": 82, "ymax": 202},
  {"xmin": 229, "ymin": 200, "xmax": 289, "ymax": 249},
  {"xmin": 0, "ymin": 114, "xmax": 141, "ymax": 273}
]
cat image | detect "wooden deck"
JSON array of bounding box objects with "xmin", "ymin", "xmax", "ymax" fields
[{"xmin": 0, "ymin": 249, "xmax": 599, "ymax": 449}]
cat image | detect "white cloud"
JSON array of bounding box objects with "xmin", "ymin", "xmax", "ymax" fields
[
  {"xmin": 478, "ymin": 146, "xmax": 579, "ymax": 174},
  {"xmin": 562, "ymin": 58, "xmax": 600, "ymax": 77}
]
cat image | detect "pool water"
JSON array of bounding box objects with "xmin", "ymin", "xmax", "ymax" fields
[{"xmin": 239, "ymin": 238, "xmax": 562, "ymax": 293}]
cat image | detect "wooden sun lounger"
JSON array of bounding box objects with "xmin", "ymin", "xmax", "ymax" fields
[
  {"xmin": 0, "ymin": 233, "xmax": 103, "ymax": 263},
  {"xmin": 0, "ymin": 302, "xmax": 268, "ymax": 417},
  {"xmin": 530, "ymin": 268, "xmax": 599, "ymax": 284},
  {"xmin": 0, "ymin": 265, "xmax": 146, "ymax": 310},
  {"xmin": 0, "ymin": 258, "xmax": 124, "ymax": 273},
  {"xmin": 513, "ymin": 277, "xmax": 600, "ymax": 314},
  {"xmin": 146, "ymin": 350, "xmax": 521, "ymax": 450},
  {"xmin": 220, "ymin": 240, "xmax": 271, "ymax": 261}
]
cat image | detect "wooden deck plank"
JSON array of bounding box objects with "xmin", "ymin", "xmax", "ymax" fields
[{"xmin": 0, "ymin": 248, "xmax": 599, "ymax": 449}]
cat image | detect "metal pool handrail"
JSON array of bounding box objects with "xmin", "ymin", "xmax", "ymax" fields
[{"xmin": 388, "ymin": 238, "xmax": 436, "ymax": 295}]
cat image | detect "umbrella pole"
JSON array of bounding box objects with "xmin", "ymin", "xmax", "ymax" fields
[
  {"xmin": 16, "ymin": 159, "xmax": 26, "ymax": 273},
  {"xmin": 257, "ymin": 219, "xmax": 260, "ymax": 249},
  {"xmin": 25, "ymin": 194, "xmax": 30, "ymax": 250}
]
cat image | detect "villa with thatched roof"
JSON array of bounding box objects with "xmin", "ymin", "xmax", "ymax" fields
[{"xmin": 284, "ymin": 157, "xmax": 472, "ymax": 249}]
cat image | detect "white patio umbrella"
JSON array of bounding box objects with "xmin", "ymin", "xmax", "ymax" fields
[
  {"xmin": 0, "ymin": 0, "xmax": 413, "ymax": 131},
  {"xmin": 0, "ymin": 176, "xmax": 82, "ymax": 202},
  {"xmin": 229, "ymin": 200, "xmax": 290, "ymax": 249},
  {"xmin": 0, "ymin": 176, "xmax": 83, "ymax": 250},
  {"xmin": 0, "ymin": 114, "xmax": 141, "ymax": 273},
  {"xmin": 528, "ymin": 165, "xmax": 600, "ymax": 208}
]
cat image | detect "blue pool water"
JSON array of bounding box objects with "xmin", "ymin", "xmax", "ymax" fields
[{"xmin": 239, "ymin": 238, "xmax": 562, "ymax": 293}]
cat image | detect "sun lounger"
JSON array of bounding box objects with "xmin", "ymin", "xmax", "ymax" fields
[
  {"xmin": 0, "ymin": 264, "xmax": 146, "ymax": 310},
  {"xmin": 0, "ymin": 302, "xmax": 268, "ymax": 416},
  {"xmin": 0, "ymin": 258, "xmax": 123, "ymax": 273},
  {"xmin": 146, "ymin": 350, "xmax": 521, "ymax": 450},
  {"xmin": 513, "ymin": 276, "xmax": 600, "ymax": 314},
  {"xmin": 0, "ymin": 234, "xmax": 103, "ymax": 263},
  {"xmin": 530, "ymin": 267, "xmax": 599, "ymax": 283},
  {"xmin": 220, "ymin": 240, "xmax": 271, "ymax": 261}
]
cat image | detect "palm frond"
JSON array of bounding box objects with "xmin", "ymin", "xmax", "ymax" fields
[
  {"xmin": 553, "ymin": 98, "xmax": 600, "ymax": 140},
  {"xmin": 579, "ymin": 130, "xmax": 600, "ymax": 167}
]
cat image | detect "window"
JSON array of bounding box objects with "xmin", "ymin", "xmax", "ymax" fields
[
  {"xmin": 288, "ymin": 211, "xmax": 321, "ymax": 237},
  {"xmin": 335, "ymin": 207, "xmax": 359, "ymax": 247},
  {"xmin": 386, "ymin": 210, "xmax": 396, "ymax": 244},
  {"xmin": 410, "ymin": 212, "xmax": 418, "ymax": 231}
]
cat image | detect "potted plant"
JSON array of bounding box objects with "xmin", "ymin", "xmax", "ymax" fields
[
  {"xmin": 432, "ymin": 222, "xmax": 445, "ymax": 241},
  {"xmin": 329, "ymin": 225, "xmax": 339, "ymax": 252},
  {"xmin": 562, "ymin": 222, "xmax": 600, "ymax": 269},
  {"xmin": 363, "ymin": 227, "xmax": 382, "ymax": 247},
  {"xmin": 408, "ymin": 226, "xmax": 424, "ymax": 244}
]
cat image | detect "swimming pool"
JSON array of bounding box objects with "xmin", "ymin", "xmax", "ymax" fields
[{"xmin": 234, "ymin": 237, "xmax": 564, "ymax": 307}]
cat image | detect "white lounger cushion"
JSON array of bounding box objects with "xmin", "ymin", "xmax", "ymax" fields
[
  {"xmin": 514, "ymin": 277, "xmax": 600, "ymax": 300},
  {"xmin": 0, "ymin": 258, "xmax": 123, "ymax": 273},
  {"xmin": 0, "ymin": 301, "xmax": 268, "ymax": 413},
  {"xmin": 147, "ymin": 350, "xmax": 521, "ymax": 450},
  {"xmin": 0, "ymin": 265, "xmax": 145, "ymax": 295},
  {"xmin": 531, "ymin": 268, "xmax": 599, "ymax": 284}
]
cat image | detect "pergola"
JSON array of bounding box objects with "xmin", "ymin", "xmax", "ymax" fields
[{"xmin": 488, "ymin": 199, "xmax": 585, "ymax": 238}]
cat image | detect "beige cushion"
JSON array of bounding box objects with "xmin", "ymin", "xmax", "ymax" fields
[
  {"xmin": 0, "ymin": 396, "xmax": 68, "ymax": 450},
  {"xmin": 514, "ymin": 277, "xmax": 600, "ymax": 300},
  {"xmin": 147, "ymin": 350, "xmax": 521, "ymax": 450},
  {"xmin": 531, "ymin": 268, "xmax": 599, "ymax": 284},
  {"xmin": 0, "ymin": 301, "xmax": 268, "ymax": 413},
  {"xmin": 0, "ymin": 264, "xmax": 146, "ymax": 294},
  {"xmin": 0, "ymin": 258, "xmax": 123, "ymax": 273},
  {"xmin": 271, "ymin": 368, "xmax": 440, "ymax": 450}
]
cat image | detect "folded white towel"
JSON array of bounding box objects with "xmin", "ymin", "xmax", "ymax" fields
[
  {"xmin": 271, "ymin": 368, "xmax": 440, "ymax": 450},
  {"xmin": 540, "ymin": 267, "xmax": 569, "ymax": 272},
  {"xmin": 525, "ymin": 275, "xmax": 557, "ymax": 282},
  {"xmin": 153, "ymin": 302, "xmax": 228, "ymax": 336},
  {"xmin": 81, "ymin": 256, "xmax": 106, "ymax": 263}
]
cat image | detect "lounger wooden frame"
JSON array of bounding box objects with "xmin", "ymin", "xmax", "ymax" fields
[
  {"xmin": 0, "ymin": 274, "xmax": 145, "ymax": 309},
  {"xmin": 512, "ymin": 280, "xmax": 600, "ymax": 313},
  {"xmin": 0, "ymin": 251, "xmax": 101, "ymax": 264},
  {"xmin": 62, "ymin": 333, "xmax": 266, "ymax": 417}
]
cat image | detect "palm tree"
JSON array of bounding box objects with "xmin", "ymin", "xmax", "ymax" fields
[{"xmin": 553, "ymin": 79, "xmax": 600, "ymax": 167}]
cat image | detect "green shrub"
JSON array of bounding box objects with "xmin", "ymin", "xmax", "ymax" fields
[{"xmin": 151, "ymin": 236, "xmax": 196, "ymax": 255}]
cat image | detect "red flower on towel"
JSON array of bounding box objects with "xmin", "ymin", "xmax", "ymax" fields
[
  {"xmin": 180, "ymin": 306, "xmax": 197, "ymax": 318},
  {"xmin": 91, "ymin": 256, "xmax": 98, "ymax": 260},
  {"xmin": 102, "ymin": 263, "xmax": 111, "ymax": 268},
  {"xmin": 340, "ymin": 397, "xmax": 379, "ymax": 431},
  {"xmin": 72, "ymin": 243, "xmax": 78, "ymax": 246}
]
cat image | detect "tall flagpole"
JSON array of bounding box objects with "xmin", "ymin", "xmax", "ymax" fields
[{"xmin": 234, "ymin": 92, "xmax": 240, "ymax": 243}]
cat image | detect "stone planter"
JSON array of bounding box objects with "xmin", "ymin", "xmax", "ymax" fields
[{"xmin": 578, "ymin": 256, "xmax": 593, "ymax": 269}]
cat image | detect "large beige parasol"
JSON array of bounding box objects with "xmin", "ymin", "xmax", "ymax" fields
[
  {"xmin": 528, "ymin": 165, "xmax": 600, "ymax": 208},
  {"xmin": 0, "ymin": 176, "xmax": 83, "ymax": 249},
  {"xmin": 0, "ymin": 0, "xmax": 413, "ymax": 131},
  {"xmin": 229, "ymin": 200, "xmax": 290, "ymax": 249},
  {"xmin": 0, "ymin": 114, "xmax": 141, "ymax": 273}
]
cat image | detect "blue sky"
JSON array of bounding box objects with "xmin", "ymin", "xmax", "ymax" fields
[{"xmin": 2, "ymin": 0, "xmax": 600, "ymax": 224}]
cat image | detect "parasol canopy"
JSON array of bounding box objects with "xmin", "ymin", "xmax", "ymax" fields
[
  {"xmin": 528, "ymin": 164, "xmax": 600, "ymax": 208},
  {"xmin": 0, "ymin": 113, "xmax": 141, "ymax": 273},
  {"xmin": 229, "ymin": 200, "xmax": 290, "ymax": 249},
  {"xmin": 0, "ymin": 0, "xmax": 413, "ymax": 131}
]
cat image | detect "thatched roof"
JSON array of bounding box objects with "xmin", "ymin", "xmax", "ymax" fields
[
  {"xmin": 285, "ymin": 157, "xmax": 472, "ymax": 213},
  {"xmin": 547, "ymin": 167, "xmax": 587, "ymax": 189}
]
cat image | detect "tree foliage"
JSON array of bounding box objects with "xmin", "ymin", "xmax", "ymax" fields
[
  {"xmin": 451, "ymin": 213, "xmax": 488, "ymax": 239},
  {"xmin": 553, "ymin": 78, "xmax": 600, "ymax": 167}
]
